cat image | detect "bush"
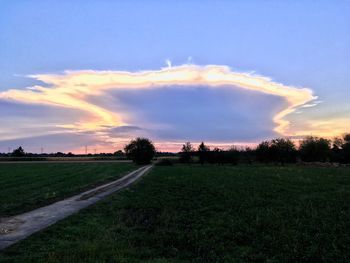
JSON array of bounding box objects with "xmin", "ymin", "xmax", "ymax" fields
[
  {"xmin": 207, "ymin": 147, "xmax": 239, "ymax": 165},
  {"xmin": 155, "ymin": 158, "xmax": 174, "ymax": 166}
]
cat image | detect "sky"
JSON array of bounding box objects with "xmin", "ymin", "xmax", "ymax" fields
[{"xmin": 0, "ymin": 0, "xmax": 349, "ymax": 153}]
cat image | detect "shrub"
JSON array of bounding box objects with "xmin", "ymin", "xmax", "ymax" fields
[
  {"xmin": 207, "ymin": 147, "xmax": 239, "ymax": 165},
  {"xmin": 155, "ymin": 158, "xmax": 174, "ymax": 166}
]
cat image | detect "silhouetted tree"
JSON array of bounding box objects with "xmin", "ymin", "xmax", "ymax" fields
[
  {"xmin": 256, "ymin": 141, "xmax": 271, "ymax": 163},
  {"xmin": 241, "ymin": 147, "xmax": 254, "ymax": 164},
  {"xmin": 198, "ymin": 142, "xmax": 210, "ymax": 165},
  {"xmin": 344, "ymin": 134, "xmax": 350, "ymax": 142},
  {"xmin": 114, "ymin": 150, "xmax": 124, "ymax": 157},
  {"xmin": 269, "ymin": 138, "xmax": 297, "ymax": 165},
  {"xmin": 331, "ymin": 137, "xmax": 344, "ymax": 163},
  {"xmin": 124, "ymin": 138, "xmax": 156, "ymax": 164},
  {"xmin": 255, "ymin": 139, "xmax": 296, "ymax": 164},
  {"xmin": 179, "ymin": 142, "xmax": 194, "ymax": 163},
  {"xmin": 205, "ymin": 147, "xmax": 239, "ymax": 165},
  {"xmin": 12, "ymin": 146, "xmax": 25, "ymax": 157},
  {"xmin": 342, "ymin": 133, "xmax": 350, "ymax": 163},
  {"xmin": 225, "ymin": 146, "xmax": 240, "ymax": 165},
  {"xmin": 299, "ymin": 136, "xmax": 331, "ymax": 162},
  {"xmin": 208, "ymin": 147, "xmax": 222, "ymax": 165}
]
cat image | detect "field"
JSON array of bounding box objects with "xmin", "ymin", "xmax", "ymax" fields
[
  {"xmin": 0, "ymin": 162, "xmax": 136, "ymax": 216},
  {"xmin": 0, "ymin": 156, "xmax": 128, "ymax": 162},
  {"xmin": 1, "ymin": 165, "xmax": 350, "ymax": 262}
]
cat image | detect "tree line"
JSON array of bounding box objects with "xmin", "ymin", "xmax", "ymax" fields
[
  {"xmin": 2, "ymin": 133, "xmax": 350, "ymax": 165},
  {"xmin": 0, "ymin": 147, "xmax": 125, "ymax": 158},
  {"xmin": 180, "ymin": 134, "xmax": 350, "ymax": 165}
]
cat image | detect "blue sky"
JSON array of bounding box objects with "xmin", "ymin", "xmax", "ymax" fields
[{"xmin": 0, "ymin": 1, "xmax": 349, "ymax": 153}]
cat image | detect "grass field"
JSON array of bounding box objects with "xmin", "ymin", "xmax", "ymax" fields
[
  {"xmin": 0, "ymin": 156, "xmax": 128, "ymax": 162},
  {"xmin": 1, "ymin": 165, "xmax": 350, "ymax": 262},
  {"xmin": 0, "ymin": 162, "xmax": 136, "ymax": 216}
]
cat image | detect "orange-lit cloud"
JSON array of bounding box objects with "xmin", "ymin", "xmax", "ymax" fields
[
  {"xmin": 290, "ymin": 118, "xmax": 350, "ymax": 138},
  {"xmin": 0, "ymin": 64, "xmax": 316, "ymax": 139}
]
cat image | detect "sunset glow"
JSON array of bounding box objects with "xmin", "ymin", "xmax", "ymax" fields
[{"xmin": 0, "ymin": 1, "xmax": 349, "ymax": 153}]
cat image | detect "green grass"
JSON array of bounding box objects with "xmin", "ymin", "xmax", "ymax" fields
[
  {"xmin": 1, "ymin": 165, "xmax": 350, "ymax": 262},
  {"xmin": 0, "ymin": 162, "xmax": 136, "ymax": 216}
]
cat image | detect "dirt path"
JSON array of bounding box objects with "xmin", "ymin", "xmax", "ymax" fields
[{"xmin": 0, "ymin": 165, "xmax": 152, "ymax": 250}]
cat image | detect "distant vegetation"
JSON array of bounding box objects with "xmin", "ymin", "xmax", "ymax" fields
[
  {"xmin": 178, "ymin": 133, "xmax": 350, "ymax": 165},
  {"xmin": 1, "ymin": 133, "xmax": 350, "ymax": 164},
  {"xmin": 0, "ymin": 149, "xmax": 126, "ymax": 158}
]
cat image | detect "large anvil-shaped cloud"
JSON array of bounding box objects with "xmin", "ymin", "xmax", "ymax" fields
[{"xmin": 0, "ymin": 64, "xmax": 315, "ymax": 136}]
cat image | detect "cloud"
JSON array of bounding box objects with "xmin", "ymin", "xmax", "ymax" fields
[
  {"xmin": 0, "ymin": 64, "xmax": 323, "ymax": 152},
  {"xmin": 105, "ymin": 125, "xmax": 146, "ymax": 138},
  {"xmin": 109, "ymin": 125, "xmax": 143, "ymax": 132},
  {"xmin": 0, "ymin": 64, "xmax": 315, "ymax": 136},
  {"xmin": 165, "ymin": 59, "xmax": 172, "ymax": 68},
  {"xmin": 108, "ymin": 86, "xmax": 284, "ymax": 142}
]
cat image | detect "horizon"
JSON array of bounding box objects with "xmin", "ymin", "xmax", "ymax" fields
[{"xmin": 1, "ymin": 1, "xmax": 349, "ymax": 153}]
